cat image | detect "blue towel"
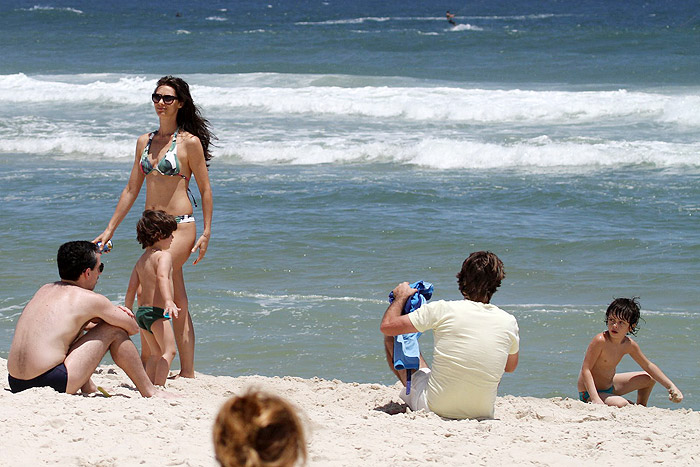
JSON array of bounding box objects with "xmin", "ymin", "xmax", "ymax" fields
[{"xmin": 388, "ymin": 280, "xmax": 433, "ymax": 394}]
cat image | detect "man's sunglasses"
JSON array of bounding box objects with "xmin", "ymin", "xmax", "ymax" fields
[
  {"xmin": 151, "ymin": 93, "xmax": 178, "ymax": 105},
  {"xmin": 98, "ymin": 263, "xmax": 104, "ymax": 273}
]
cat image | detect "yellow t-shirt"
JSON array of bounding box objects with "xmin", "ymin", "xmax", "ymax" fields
[{"xmin": 408, "ymin": 299, "xmax": 519, "ymax": 419}]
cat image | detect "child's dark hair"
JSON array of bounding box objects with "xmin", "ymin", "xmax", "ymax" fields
[
  {"xmin": 456, "ymin": 251, "xmax": 505, "ymax": 303},
  {"xmin": 136, "ymin": 210, "xmax": 177, "ymax": 248},
  {"xmin": 606, "ymin": 297, "xmax": 641, "ymax": 336}
]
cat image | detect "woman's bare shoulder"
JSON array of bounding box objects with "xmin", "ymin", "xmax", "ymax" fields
[
  {"xmin": 180, "ymin": 132, "xmax": 204, "ymax": 162},
  {"xmin": 179, "ymin": 130, "xmax": 202, "ymax": 146},
  {"xmin": 135, "ymin": 131, "xmax": 153, "ymax": 150},
  {"xmin": 137, "ymin": 131, "xmax": 153, "ymax": 144}
]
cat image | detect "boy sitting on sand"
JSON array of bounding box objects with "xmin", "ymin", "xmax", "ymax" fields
[
  {"xmin": 125, "ymin": 210, "xmax": 180, "ymax": 386},
  {"xmin": 577, "ymin": 297, "xmax": 683, "ymax": 407}
]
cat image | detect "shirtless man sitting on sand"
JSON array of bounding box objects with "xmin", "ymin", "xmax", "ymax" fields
[{"xmin": 7, "ymin": 241, "xmax": 173, "ymax": 398}]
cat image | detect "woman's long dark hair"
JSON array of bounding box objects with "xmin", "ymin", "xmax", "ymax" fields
[{"xmin": 156, "ymin": 75, "xmax": 215, "ymax": 165}]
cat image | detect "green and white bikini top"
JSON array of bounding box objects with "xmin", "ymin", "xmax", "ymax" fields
[
  {"xmin": 140, "ymin": 128, "xmax": 189, "ymax": 181},
  {"xmin": 140, "ymin": 128, "xmax": 198, "ymax": 207}
]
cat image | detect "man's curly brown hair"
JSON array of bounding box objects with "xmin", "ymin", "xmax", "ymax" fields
[{"xmin": 456, "ymin": 251, "xmax": 505, "ymax": 303}]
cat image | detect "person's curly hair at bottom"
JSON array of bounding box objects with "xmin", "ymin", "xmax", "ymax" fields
[{"xmin": 213, "ymin": 390, "xmax": 307, "ymax": 467}]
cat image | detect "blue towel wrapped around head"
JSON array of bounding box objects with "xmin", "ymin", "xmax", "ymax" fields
[{"xmin": 388, "ymin": 280, "xmax": 433, "ymax": 393}]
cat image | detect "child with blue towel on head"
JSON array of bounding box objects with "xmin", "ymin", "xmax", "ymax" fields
[{"xmin": 125, "ymin": 210, "xmax": 180, "ymax": 386}]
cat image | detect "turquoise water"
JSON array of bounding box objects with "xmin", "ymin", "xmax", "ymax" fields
[{"xmin": 0, "ymin": 0, "xmax": 698, "ymax": 409}]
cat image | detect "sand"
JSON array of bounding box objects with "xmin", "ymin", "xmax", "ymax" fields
[{"xmin": 1, "ymin": 358, "xmax": 697, "ymax": 466}]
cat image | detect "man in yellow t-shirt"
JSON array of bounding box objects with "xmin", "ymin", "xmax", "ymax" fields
[{"xmin": 380, "ymin": 251, "xmax": 519, "ymax": 419}]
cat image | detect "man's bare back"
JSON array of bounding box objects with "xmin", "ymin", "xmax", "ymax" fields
[{"xmin": 8, "ymin": 282, "xmax": 128, "ymax": 380}]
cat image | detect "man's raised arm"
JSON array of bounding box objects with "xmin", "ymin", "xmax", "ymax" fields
[
  {"xmin": 88, "ymin": 293, "xmax": 139, "ymax": 335},
  {"xmin": 380, "ymin": 282, "xmax": 419, "ymax": 336}
]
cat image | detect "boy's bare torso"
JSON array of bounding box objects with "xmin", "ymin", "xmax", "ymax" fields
[
  {"xmin": 582, "ymin": 331, "xmax": 632, "ymax": 390},
  {"xmin": 134, "ymin": 250, "xmax": 170, "ymax": 308}
]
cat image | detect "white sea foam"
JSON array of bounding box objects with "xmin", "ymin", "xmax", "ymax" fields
[
  {"xmin": 296, "ymin": 17, "xmax": 391, "ymax": 25},
  {"xmin": 24, "ymin": 5, "xmax": 83, "ymax": 14},
  {"xmin": 296, "ymin": 14, "xmax": 568, "ymax": 26},
  {"xmin": 4, "ymin": 135, "xmax": 133, "ymax": 160},
  {"xmin": 213, "ymin": 138, "xmax": 699, "ymax": 169},
  {"xmin": 3, "ymin": 74, "xmax": 697, "ymax": 128},
  {"xmin": 195, "ymin": 85, "xmax": 698, "ymax": 129},
  {"xmin": 471, "ymin": 14, "xmax": 570, "ymax": 21},
  {"xmin": 1, "ymin": 73, "xmax": 698, "ymax": 169},
  {"xmin": 5, "ymin": 128, "xmax": 695, "ymax": 169},
  {"xmin": 0, "ymin": 74, "xmax": 152, "ymax": 105},
  {"xmin": 449, "ymin": 23, "xmax": 484, "ymax": 32},
  {"xmin": 402, "ymin": 138, "xmax": 700, "ymax": 169},
  {"xmin": 224, "ymin": 290, "xmax": 386, "ymax": 305}
]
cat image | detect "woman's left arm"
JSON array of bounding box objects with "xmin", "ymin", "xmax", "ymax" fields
[{"xmin": 187, "ymin": 135, "xmax": 213, "ymax": 265}]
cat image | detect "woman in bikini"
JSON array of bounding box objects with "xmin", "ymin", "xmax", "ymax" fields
[{"xmin": 94, "ymin": 76, "xmax": 214, "ymax": 378}]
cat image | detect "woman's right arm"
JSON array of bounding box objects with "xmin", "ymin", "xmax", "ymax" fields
[{"xmin": 93, "ymin": 136, "xmax": 147, "ymax": 245}]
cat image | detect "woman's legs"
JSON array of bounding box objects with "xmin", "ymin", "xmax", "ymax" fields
[
  {"xmin": 172, "ymin": 268, "xmax": 195, "ymax": 377},
  {"xmin": 168, "ymin": 222, "xmax": 196, "ymax": 378}
]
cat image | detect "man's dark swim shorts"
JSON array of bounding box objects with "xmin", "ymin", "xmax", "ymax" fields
[{"xmin": 8, "ymin": 362, "xmax": 68, "ymax": 393}]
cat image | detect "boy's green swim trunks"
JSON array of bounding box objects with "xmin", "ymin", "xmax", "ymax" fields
[{"xmin": 135, "ymin": 306, "xmax": 171, "ymax": 333}]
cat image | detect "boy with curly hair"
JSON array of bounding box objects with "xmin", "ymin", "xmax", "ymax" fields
[
  {"xmin": 577, "ymin": 297, "xmax": 683, "ymax": 407},
  {"xmin": 125, "ymin": 210, "xmax": 180, "ymax": 386}
]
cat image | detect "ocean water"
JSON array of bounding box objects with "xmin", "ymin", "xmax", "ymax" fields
[{"xmin": 0, "ymin": 0, "xmax": 698, "ymax": 410}]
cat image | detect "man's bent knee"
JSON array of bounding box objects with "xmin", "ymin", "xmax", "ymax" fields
[
  {"xmin": 384, "ymin": 336, "xmax": 395, "ymax": 363},
  {"xmin": 384, "ymin": 335, "xmax": 394, "ymax": 346},
  {"xmin": 88, "ymin": 322, "xmax": 131, "ymax": 344}
]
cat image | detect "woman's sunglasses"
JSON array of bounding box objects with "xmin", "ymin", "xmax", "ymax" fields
[{"xmin": 151, "ymin": 93, "xmax": 178, "ymax": 105}]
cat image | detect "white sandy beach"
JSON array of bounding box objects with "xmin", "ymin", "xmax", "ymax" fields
[{"xmin": 1, "ymin": 357, "xmax": 697, "ymax": 466}]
